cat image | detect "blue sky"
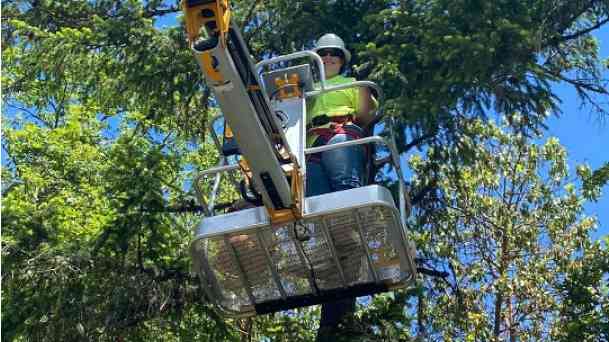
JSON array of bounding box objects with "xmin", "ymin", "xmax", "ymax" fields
[{"xmin": 546, "ymin": 25, "xmax": 608, "ymax": 240}]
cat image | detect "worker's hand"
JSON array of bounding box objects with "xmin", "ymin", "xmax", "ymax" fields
[{"xmin": 356, "ymin": 86, "xmax": 377, "ymax": 129}]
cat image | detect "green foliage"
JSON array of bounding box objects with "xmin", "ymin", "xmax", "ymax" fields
[
  {"xmin": 358, "ymin": 0, "xmax": 608, "ymax": 146},
  {"xmin": 553, "ymin": 238, "xmax": 609, "ymax": 341},
  {"xmin": 408, "ymin": 119, "xmax": 609, "ymax": 340},
  {"xmin": 1, "ymin": 1, "xmax": 223, "ymax": 338},
  {"xmin": 0, "ymin": 103, "xmax": 233, "ymax": 340},
  {"xmin": 580, "ymin": 162, "xmax": 609, "ymax": 201},
  {"xmin": 252, "ymin": 309, "xmax": 319, "ymax": 341}
]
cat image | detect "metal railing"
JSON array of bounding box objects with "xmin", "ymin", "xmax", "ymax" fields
[
  {"xmin": 193, "ymin": 114, "xmax": 242, "ymax": 216},
  {"xmin": 255, "ymin": 51, "xmax": 384, "ymax": 103},
  {"xmin": 304, "ymin": 133, "xmax": 408, "ymax": 227},
  {"xmin": 195, "ymin": 50, "xmax": 407, "ymax": 226}
]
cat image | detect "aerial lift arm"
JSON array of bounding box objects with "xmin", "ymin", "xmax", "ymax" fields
[{"xmin": 182, "ymin": 0, "xmax": 303, "ymax": 223}]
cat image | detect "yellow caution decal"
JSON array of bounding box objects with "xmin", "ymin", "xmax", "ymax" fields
[
  {"xmin": 273, "ymin": 72, "xmax": 303, "ymax": 100},
  {"xmin": 197, "ymin": 52, "xmax": 223, "ymax": 82},
  {"xmin": 224, "ymin": 123, "xmax": 234, "ymax": 139}
]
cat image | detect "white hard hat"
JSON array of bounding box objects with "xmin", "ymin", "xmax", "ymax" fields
[{"xmin": 313, "ymin": 33, "xmax": 351, "ymax": 63}]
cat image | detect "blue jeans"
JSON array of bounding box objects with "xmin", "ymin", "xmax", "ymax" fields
[
  {"xmin": 305, "ymin": 133, "xmax": 365, "ymax": 197},
  {"xmin": 306, "ymin": 133, "xmax": 365, "ymax": 337}
]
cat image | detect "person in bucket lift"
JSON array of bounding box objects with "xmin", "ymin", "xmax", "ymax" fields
[
  {"xmin": 307, "ymin": 33, "xmax": 377, "ymax": 339},
  {"xmin": 306, "ymin": 33, "xmax": 377, "ymax": 197}
]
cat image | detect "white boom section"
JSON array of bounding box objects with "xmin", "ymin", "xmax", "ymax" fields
[{"xmin": 192, "ymin": 28, "xmax": 294, "ymax": 211}]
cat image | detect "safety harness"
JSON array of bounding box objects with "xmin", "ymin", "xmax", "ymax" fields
[{"xmin": 307, "ymin": 114, "xmax": 367, "ymax": 163}]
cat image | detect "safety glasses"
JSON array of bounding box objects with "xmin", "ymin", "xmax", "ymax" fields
[{"xmin": 317, "ymin": 48, "xmax": 343, "ymax": 58}]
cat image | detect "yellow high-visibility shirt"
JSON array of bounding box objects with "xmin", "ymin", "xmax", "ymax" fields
[{"xmin": 306, "ymin": 75, "xmax": 376, "ymax": 146}]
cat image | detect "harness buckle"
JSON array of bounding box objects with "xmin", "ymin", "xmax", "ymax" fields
[{"xmin": 311, "ymin": 114, "xmax": 331, "ymax": 127}]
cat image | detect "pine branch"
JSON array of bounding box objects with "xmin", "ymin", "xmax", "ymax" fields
[
  {"xmin": 553, "ymin": 0, "xmax": 598, "ymax": 36},
  {"xmin": 143, "ymin": 6, "xmax": 180, "ymax": 18},
  {"xmin": 403, "ymin": 133, "xmax": 436, "ymax": 153},
  {"xmin": 416, "ymin": 267, "xmax": 449, "ymax": 278},
  {"xmin": 240, "ymin": 0, "xmax": 262, "ymax": 29},
  {"xmin": 558, "ymin": 17, "xmax": 609, "ymax": 42},
  {"xmin": 410, "ymin": 183, "xmax": 437, "ymax": 206}
]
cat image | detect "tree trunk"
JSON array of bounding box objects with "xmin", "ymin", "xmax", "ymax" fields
[
  {"xmin": 316, "ymin": 298, "xmax": 356, "ymax": 342},
  {"xmin": 507, "ymin": 292, "xmax": 517, "ymax": 342},
  {"xmin": 238, "ymin": 318, "xmax": 252, "ymax": 342},
  {"xmin": 416, "ymin": 292, "xmax": 427, "ymax": 341},
  {"xmin": 494, "ymin": 234, "xmax": 509, "ymax": 340},
  {"xmin": 493, "ymin": 291, "xmax": 503, "ymax": 340}
]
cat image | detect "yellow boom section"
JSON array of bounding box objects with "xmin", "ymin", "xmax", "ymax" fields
[{"xmin": 182, "ymin": 0, "xmax": 230, "ymax": 44}]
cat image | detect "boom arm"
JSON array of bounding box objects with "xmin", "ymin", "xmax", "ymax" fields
[{"xmin": 182, "ymin": 0, "xmax": 303, "ymax": 222}]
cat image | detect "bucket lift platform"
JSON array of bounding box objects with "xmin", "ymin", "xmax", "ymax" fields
[
  {"xmin": 192, "ymin": 185, "xmax": 416, "ymax": 316},
  {"xmin": 181, "ymin": 0, "xmax": 417, "ymax": 317}
]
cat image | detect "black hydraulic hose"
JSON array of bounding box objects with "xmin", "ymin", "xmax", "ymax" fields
[
  {"xmin": 226, "ymin": 27, "xmax": 289, "ymax": 163},
  {"xmin": 226, "ymin": 29, "xmax": 271, "ymax": 129}
]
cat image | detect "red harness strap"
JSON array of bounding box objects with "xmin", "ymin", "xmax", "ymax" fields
[
  {"xmin": 308, "ymin": 114, "xmax": 360, "ymax": 139},
  {"xmin": 307, "ymin": 115, "xmax": 367, "ymax": 163}
]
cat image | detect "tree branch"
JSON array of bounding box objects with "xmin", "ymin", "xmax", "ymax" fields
[
  {"xmin": 558, "ymin": 17, "xmax": 609, "ymax": 42},
  {"xmin": 552, "ymin": 0, "xmax": 598, "ymax": 37},
  {"xmin": 410, "ymin": 183, "xmax": 436, "ymax": 206},
  {"xmin": 239, "ymin": 0, "xmax": 262, "ymax": 29},
  {"xmin": 6, "ymin": 103, "xmax": 51, "ymax": 127},
  {"xmin": 143, "ymin": 6, "xmax": 180, "ymax": 18},
  {"xmin": 403, "ymin": 132, "xmax": 436, "ymax": 153},
  {"xmin": 539, "ymin": 65, "xmax": 609, "ymax": 111},
  {"xmin": 162, "ymin": 204, "xmax": 207, "ymax": 213},
  {"xmin": 417, "ymin": 266, "xmax": 449, "ymax": 278}
]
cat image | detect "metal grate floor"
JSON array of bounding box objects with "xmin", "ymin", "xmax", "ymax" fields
[{"xmin": 191, "ymin": 185, "xmax": 416, "ymax": 316}]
